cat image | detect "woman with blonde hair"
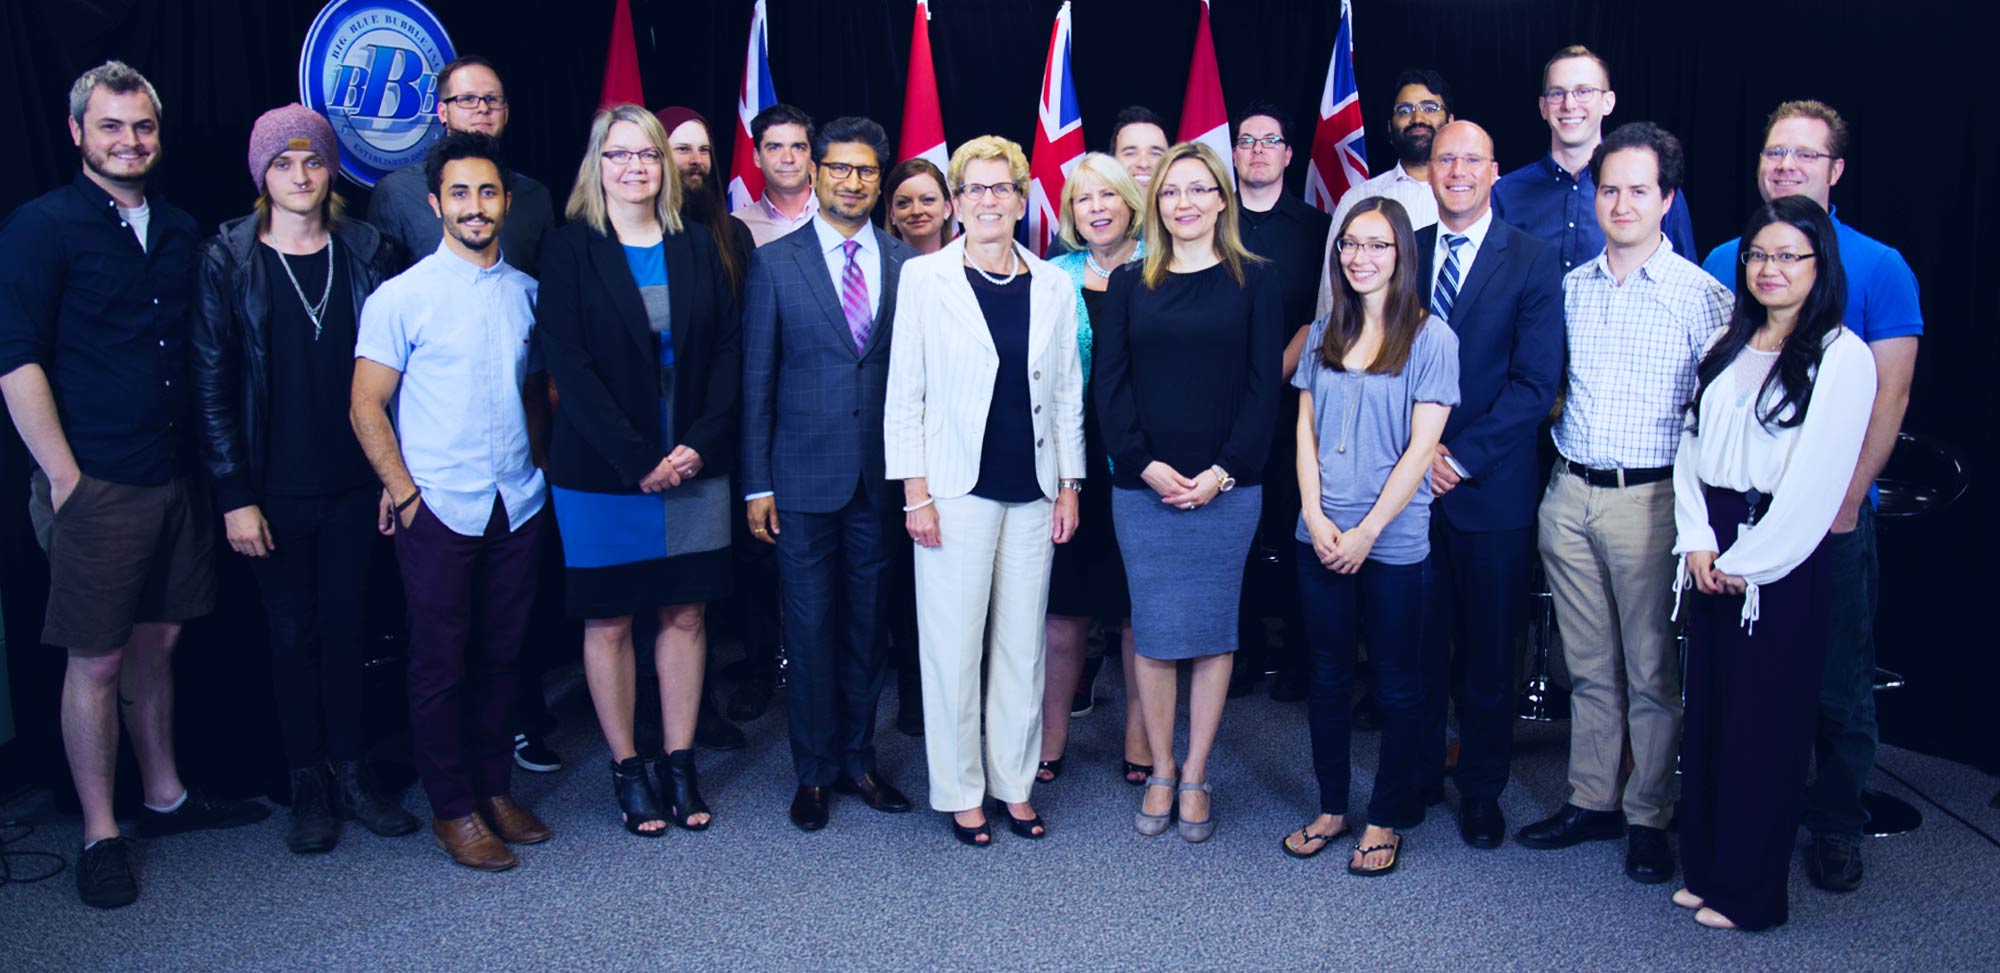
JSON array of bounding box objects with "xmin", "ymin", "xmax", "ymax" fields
[
  {"xmin": 1094, "ymin": 141, "xmax": 1283, "ymax": 842},
  {"xmin": 1038, "ymin": 152, "xmax": 1146, "ymax": 785},
  {"xmin": 884, "ymin": 134, "xmax": 1086, "ymax": 846},
  {"xmin": 535, "ymin": 104, "xmax": 740, "ymax": 836}
]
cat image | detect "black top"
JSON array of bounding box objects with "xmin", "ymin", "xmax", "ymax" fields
[
  {"xmin": 257, "ymin": 244, "xmax": 372, "ymax": 496},
  {"xmin": 1094, "ymin": 261, "xmax": 1284, "ymax": 490},
  {"xmin": 1237, "ymin": 192, "xmax": 1332, "ymax": 335},
  {"xmin": 0, "ymin": 174, "xmax": 200, "ymax": 485},
  {"xmin": 967, "ymin": 267, "xmax": 1041, "ymax": 502}
]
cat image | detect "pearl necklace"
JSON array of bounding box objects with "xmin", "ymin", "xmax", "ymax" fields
[{"xmin": 967, "ymin": 246, "xmax": 1021, "ymax": 286}]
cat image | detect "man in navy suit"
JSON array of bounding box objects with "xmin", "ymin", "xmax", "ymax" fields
[
  {"xmin": 741, "ymin": 117, "xmax": 917, "ymax": 831},
  {"xmin": 1412, "ymin": 121, "xmax": 1566, "ymax": 850}
]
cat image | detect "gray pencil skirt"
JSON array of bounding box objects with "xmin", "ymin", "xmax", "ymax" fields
[{"xmin": 1112, "ymin": 483, "xmax": 1263, "ymax": 661}]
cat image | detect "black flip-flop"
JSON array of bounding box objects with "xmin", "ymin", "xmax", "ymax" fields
[
  {"xmin": 1281, "ymin": 820, "xmax": 1350, "ymax": 859},
  {"xmin": 1347, "ymin": 834, "xmax": 1403, "ymax": 876}
]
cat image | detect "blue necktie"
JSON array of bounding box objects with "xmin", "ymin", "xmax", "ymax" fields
[{"xmin": 1432, "ymin": 233, "xmax": 1469, "ymax": 320}]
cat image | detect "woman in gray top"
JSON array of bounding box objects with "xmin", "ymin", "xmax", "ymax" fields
[{"xmin": 1279, "ymin": 198, "xmax": 1458, "ymax": 876}]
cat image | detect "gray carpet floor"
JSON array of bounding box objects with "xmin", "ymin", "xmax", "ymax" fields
[{"xmin": 3, "ymin": 664, "xmax": 1998, "ymax": 972}]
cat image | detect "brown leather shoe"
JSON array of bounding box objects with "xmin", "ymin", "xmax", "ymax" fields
[
  {"xmin": 432, "ymin": 814, "xmax": 517, "ymax": 871},
  {"xmin": 476, "ymin": 795, "xmax": 553, "ymax": 845}
]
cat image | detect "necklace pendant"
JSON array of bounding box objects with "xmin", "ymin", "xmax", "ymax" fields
[{"xmin": 1336, "ymin": 445, "xmax": 1346, "ymax": 454}]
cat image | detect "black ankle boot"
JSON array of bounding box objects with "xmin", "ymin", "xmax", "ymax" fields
[
  {"xmin": 655, "ymin": 749, "xmax": 712, "ymax": 831},
  {"xmin": 287, "ymin": 765, "xmax": 339, "ymax": 854},
  {"xmin": 331, "ymin": 759, "xmax": 421, "ymax": 837}
]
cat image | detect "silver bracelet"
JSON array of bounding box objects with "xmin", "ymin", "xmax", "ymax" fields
[{"xmin": 902, "ymin": 497, "xmax": 935, "ymax": 512}]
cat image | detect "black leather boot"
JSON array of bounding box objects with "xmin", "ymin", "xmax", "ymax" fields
[
  {"xmin": 287, "ymin": 765, "xmax": 339, "ymax": 854},
  {"xmin": 332, "ymin": 759, "xmax": 421, "ymax": 837}
]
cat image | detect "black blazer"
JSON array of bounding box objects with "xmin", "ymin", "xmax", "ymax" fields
[
  {"xmin": 1413, "ymin": 216, "xmax": 1564, "ymax": 532},
  {"xmin": 536, "ymin": 220, "xmax": 741, "ymax": 494}
]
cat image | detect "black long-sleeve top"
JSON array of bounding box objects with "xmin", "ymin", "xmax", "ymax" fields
[{"xmin": 1092, "ymin": 260, "xmax": 1283, "ymax": 489}]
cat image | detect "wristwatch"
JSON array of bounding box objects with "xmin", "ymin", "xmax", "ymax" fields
[
  {"xmin": 1061, "ymin": 479, "xmax": 1083, "ymax": 494},
  {"xmin": 1210, "ymin": 465, "xmax": 1235, "ymax": 493}
]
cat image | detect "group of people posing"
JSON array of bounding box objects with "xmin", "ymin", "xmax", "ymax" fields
[{"xmin": 0, "ymin": 45, "xmax": 1919, "ymax": 938}]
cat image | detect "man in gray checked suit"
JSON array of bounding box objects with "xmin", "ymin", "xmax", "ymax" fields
[{"xmin": 741, "ymin": 117, "xmax": 917, "ymax": 831}]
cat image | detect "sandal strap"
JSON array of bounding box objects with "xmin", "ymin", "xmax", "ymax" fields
[
  {"xmin": 1144, "ymin": 775, "xmax": 1177, "ymax": 790},
  {"xmin": 1177, "ymin": 780, "xmax": 1212, "ymax": 794}
]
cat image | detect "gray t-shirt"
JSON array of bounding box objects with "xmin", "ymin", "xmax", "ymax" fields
[
  {"xmin": 365, "ymin": 161, "xmax": 556, "ymax": 279},
  {"xmin": 1290, "ymin": 315, "xmax": 1460, "ymax": 565}
]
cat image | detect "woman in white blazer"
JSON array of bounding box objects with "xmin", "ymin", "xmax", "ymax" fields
[{"xmin": 883, "ymin": 135, "xmax": 1086, "ymax": 847}]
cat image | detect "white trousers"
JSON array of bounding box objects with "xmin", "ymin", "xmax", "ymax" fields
[{"xmin": 913, "ymin": 493, "xmax": 1055, "ymax": 811}]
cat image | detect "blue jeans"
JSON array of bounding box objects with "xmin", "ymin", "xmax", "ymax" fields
[
  {"xmin": 1298, "ymin": 545, "xmax": 1431, "ymax": 829},
  {"xmin": 1806, "ymin": 502, "xmax": 1878, "ymax": 845}
]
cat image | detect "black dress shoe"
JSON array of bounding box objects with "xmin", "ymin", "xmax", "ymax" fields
[
  {"xmin": 1806, "ymin": 836, "xmax": 1864, "ymax": 892},
  {"xmin": 1516, "ymin": 803, "xmax": 1625, "ymax": 849},
  {"xmin": 789, "ymin": 785, "xmax": 830, "ymax": 832},
  {"xmin": 1626, "ymin": 825, "xmax": 1675, "ymax": 884},
  {"xmin": 834, "ymin": 772, "xmax": 912, "ymax": 813},
  {"xmin": 331, "ymin": 759, "xmax": 421, "ymax": 837},
  {"xmin": 726, "ymin": 670, "xmax": 776, "ymax": 722},
  {"xmin": 1458, "ymin": 796, "xmax": 1505, "ymax": 849},
  {"xmin": 286, "ymin": 765, "xmax": 340, "ymax": 854}
]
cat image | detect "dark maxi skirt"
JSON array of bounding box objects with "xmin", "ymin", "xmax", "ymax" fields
[{"xmin": 1678, "ymin": 485, "xmax": 1833, "ymax": 931}]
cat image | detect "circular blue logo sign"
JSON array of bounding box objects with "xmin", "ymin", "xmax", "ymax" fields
[{"xmin": 298, "ymin": 0, "xmax": 456, "ymax": 187}]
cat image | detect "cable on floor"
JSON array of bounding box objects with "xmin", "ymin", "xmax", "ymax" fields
[
  {"xmin": 1872, "ymin": 765, "xmax": 2000, "ymax": 851},
  {"xmin": 0, "ymin": 822, "xmax": 66, "ymax": 887}
]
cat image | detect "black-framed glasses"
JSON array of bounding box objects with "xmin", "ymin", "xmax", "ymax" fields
[
  {"xmin": 821, "ymin": 162, "xmax": 882, "ymax": 182},
  {"xmin": 1760, "ymin": 146, "xmax": 1833, "ymax": 165},
  {"xmin": 1155, "ymin": 184, "xmax": 1219, "ymax": 203},
  {"xmin": 600, "ymin": 149, "xmax": 665, "ymax": 166},
  {"xmin": 1233, "ymin": 135, "xmax": 1285, "ymax": 150},
  {"xmin": 1740, "ymin": 250, "xmax": 1817, "ymax": 266},
  {"xmin": 1392, "ymin": 101, "xmax": 1445, "ymax": 118},
  {"xmin": 1335, "ymin": 239, "xmax": 1395, "ymax": 256},
  {"xmin": 956, "ymin": 182, "xmax": 1019, "ymax": 201},
  {"xmin": 442, "ymin": 93, "xmax": 508, "ymax": 111},
  {"xmin": 1541, "ymin": 86, "xmax": 1604, "ymax": 106}
]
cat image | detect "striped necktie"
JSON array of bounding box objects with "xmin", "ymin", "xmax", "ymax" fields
[
  {"xmin": 1432, "ymin": 232, "xmax": 1469, "ymax": 320},
  {"xmin": 840, "ymin": 239, "xmax": 871, "ymax": 352}
]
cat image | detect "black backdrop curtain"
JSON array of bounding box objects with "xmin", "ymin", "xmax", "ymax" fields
[{"xmin": 2, "ymin": 0, "xmax": 1994, "ymax": 795}]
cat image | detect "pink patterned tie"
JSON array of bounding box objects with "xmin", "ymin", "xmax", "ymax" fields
[{"xmin": 840, "ymin": 239, "xmax": 871, "ymax": 353}]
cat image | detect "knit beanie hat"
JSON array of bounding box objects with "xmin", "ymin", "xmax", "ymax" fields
[
  {"xmin": 248, "ymin": 104, "xmax": 339, "ymax": 194},
  {"xmin": 652, "ymin": 106, "xmax": 710, "ymax": 141}
]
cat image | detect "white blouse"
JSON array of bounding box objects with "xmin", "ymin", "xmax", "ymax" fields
[{"xmin": 1671, "ymin": 326, "xmax": 1876, "ymax": 628}]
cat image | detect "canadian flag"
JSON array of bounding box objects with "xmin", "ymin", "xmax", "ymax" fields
[
  {"xmin": 1176, "ymin": 0, "xmax": 1232, "ymax": 182},
  {"xmin": 597, "ymin": 0, "xmax": 644, "ymax": 108},
  {"xmin": 897, "ymin": 0, "xmax": 948, "ymax": 172},
  {"xmin": 1306, "ymin": 0, "xmax": 1368, "ymax": 214},
  {"xmin": 727, "ymin": 0, "xmax": 777, "ymax": 213},
  {"xmin": 1027, "ymin": 1, "xmax": 1084, "ymax": 257}
]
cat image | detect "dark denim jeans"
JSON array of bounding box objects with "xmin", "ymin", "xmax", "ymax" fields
[
  {"xmin": 1806, "ymin": 502, "xmax": 1878, "ymax": 845},
  {"xmin": 1298, "ymin": 545, "xmax": 1431, "ymax": 829}
]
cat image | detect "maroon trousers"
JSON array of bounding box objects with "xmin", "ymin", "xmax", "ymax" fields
[
  {"xmin": 395, "ymin": 495, "xmax": 545, "ymax": 820},
  {"xmin": 1679, "ymin": 486, "xmax": 1832, "ymax": 931}
]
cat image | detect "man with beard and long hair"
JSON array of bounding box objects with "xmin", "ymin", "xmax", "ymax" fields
[
  {"xmin": 1320, "ymin": 68, "xmax": 1456, "ymax": 318},
  {"xmin": 0, "ymin": 60, "xmax": 270, "ymax": 909},
  {"xmin": 351, "ymin": 132, "xmax": 555, "ymax": 872}
]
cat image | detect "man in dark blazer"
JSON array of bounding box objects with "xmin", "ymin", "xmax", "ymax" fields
[
  {"xmin": 741, "ymin": 117, "xmax": 917, "ymax": 831},
  {"xmin": 1411, "ymin": 121, "xmax": 1566, "ymax": 851}
]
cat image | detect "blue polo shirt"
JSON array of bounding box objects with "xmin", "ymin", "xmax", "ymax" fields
[{"xmin": 1494, "ymin": 154, "xmax": 1698, "ymax": 274}]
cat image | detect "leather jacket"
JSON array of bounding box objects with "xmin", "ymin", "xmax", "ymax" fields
[{"xmin": 193, "ymin": 214, "xmax": 403, "ymax": 512}]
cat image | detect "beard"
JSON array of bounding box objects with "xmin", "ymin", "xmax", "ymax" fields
[
  {"xmin": 443, "ymin": 213, "xmax": 499, "ymax": 251},
  {"xmin": 680, "ymin": 166, "xmax": 727, "ymax": 223},
  {"xmin": 82, "ymin": 142, "xmax": 159, "ymax": 186},
  {"xmin": 1391, "ymin": 124, "xmax": 1434, "ymax": 166}
]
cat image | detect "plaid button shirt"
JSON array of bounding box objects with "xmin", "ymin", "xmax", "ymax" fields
[{"xmin": 1553, "ymin": 237, "xmax": 1733, "ymax": 469}]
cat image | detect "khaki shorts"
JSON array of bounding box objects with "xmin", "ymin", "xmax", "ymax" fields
[{"xmin": 29, "ymin": 469, "xmax": 217, "ymax": 654}]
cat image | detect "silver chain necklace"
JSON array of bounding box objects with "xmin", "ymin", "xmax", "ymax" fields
[
  {"xmin": 274, "ymin": 237, "xmax": 335, "ymax": 340},
  {"xmin": 1332, "ymin": 370, "xmax": 1363, "ymax": 454},
  {"xmin": 968, "ymin": 245, "xmax": 1021, "ymax": 286}
]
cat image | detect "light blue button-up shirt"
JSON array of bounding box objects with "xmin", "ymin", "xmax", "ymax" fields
[{"xmin": 356, "ymin": 243, "xmax": 546, "ymax": 536}]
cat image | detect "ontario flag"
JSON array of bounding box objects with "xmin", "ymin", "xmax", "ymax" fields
[
  {"xmin": 1306, "ymin": 0, "xmax": 1368, "ymax": 214},
  {"xmin": 897, "ymin": 0, "xmax": 948, "ymax": 172},
  {"xmin": 728, "ymin": 0, "xmax": 777, "ymax": 213},
  {"xmin": 1027, "ymin": 1, "xmax": 1083, "ymax": 257},
  {"xmin": 1176, "ymin": 0, "xmax": 1231, "ymax": 182}
]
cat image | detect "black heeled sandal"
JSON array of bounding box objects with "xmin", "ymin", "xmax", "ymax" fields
[
  {"xmin": 1120, "ymin": 760, "xmax": 1152, "ymax": 786},
  {"xmin": 948, "ymin": 812, "xmax": 992, "ymax": 848},
  {"xmin": 655, "ymin": 749, "xmax": 712, "ymax": 832},
  {"xmin": 1036, "ymin": 758, "xmax": 1065, "ymax": 782},
  {"xmin": 611, "ymin": 756, "xmax": 666, "ymax": 838}
]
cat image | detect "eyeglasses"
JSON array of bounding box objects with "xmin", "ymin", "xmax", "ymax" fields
[
  {"xmin": 1740, "ymin": 250, "xmax": 1816, "ymax": 266},
  {"xmin": 821, "ymin": 162, "xmax": 882, "ymax": 182},
  {"xmin": 1233, "ymin": 135, "xmax": 1286, "ymax": 150},
  {"xmin": 1335, "ymin": 240, "xmax": 1395, "ymax": 256},
  {"xmin": 1541, "ymin": 86, "xmax": 1604, "ymax": 106},
  {"xmin": 1760, "ymin": 146, "xmax": 1834, "ymax": 165},
  {"xmin": 600, "ymin": 149, "xmax": 665, "ymax": 166},
  {"xmin": 1392, "ymin": 101, "xmax": 1445, "ymax": 118},
  {"xmin": 1433, "ymin": 154, "xmax": 1489, "ymax": 170},
  {"xmin": 956, "ymin": 182, "xmax": 1019, "ymax": 201},
  {"xmin": 442, "ymin": 93, "xmax": 508, "ymax": 111},
  {"xmin": 1155, "ymin": 184, "xmax": 1219, "ymax": 203}
]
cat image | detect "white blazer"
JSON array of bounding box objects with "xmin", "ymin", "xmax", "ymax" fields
[{"xmin": 883, "ymin": 236, "xmax": 1086, "ymax": 500}]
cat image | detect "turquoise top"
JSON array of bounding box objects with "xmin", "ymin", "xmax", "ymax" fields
[{"xmin": 1047, "ymin": 240, "xmax": 1144, "ymax": 391}]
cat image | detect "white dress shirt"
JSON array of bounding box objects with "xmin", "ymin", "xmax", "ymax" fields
[{"xmin": 1428, "ymin": 207, "xmax": 1494, "ymax": 303}]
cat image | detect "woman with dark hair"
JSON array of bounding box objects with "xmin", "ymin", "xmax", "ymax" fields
[
  {"xmin": 883, "ymin": 158, "xmax": 955, "ymax": 255},
  {"xmin": 1278, "ymin": 197, "xmax": 1457, "ymax": 875},
  {"xmin": 536, "ymin": 105, "xmax": 741, "ymax": 837},
  {"xmin": 1671, "ymin": 195, "xmax": 1875, "ymax": 930}
]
